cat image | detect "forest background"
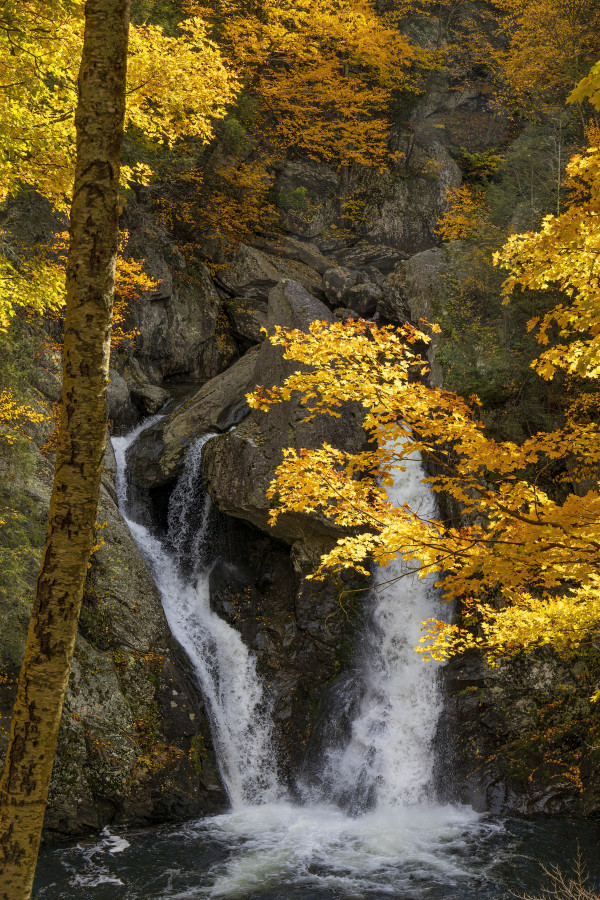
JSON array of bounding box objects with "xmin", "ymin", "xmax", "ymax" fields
[{"xmin": 1, "ymin": 0, "xmax": 600, "ymax": 877}]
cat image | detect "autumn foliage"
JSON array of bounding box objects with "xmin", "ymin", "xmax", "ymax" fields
[{"xmin": 250, "ymin": 61, "xmax": 600, "ymax": 674}]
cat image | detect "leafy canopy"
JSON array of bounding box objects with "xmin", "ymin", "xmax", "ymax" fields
[{"xmin": 250, "ymin": 62, "xmax": 600, "ymax": 670}]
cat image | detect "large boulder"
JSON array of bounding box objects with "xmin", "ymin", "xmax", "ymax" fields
[
  {"xmin": 222, "ymin": 296, "xmax": 268, "ymax": 346},
  {"xmin": 256, "ymin": 235, "xmax": 334, "ymax": 275},
  {"xmin": 322, "ymin": 266, "xmax": 366, "ymax": 305},
  {"xmin": 128, "ymin": 348, "xmax": 260, "ymax": 490},
  {"xmin": 202, "ymin": 279, "xmax": 367, "ymax": 544},
  {"xmin": 218, "ymin": 243, "xmax": 322, "ymax": 301},
  {"xmin": 333, "ymin": 241, "xmax": 409, "ymax": 274}
]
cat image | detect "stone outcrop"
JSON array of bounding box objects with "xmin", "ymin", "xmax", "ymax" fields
[
  {"xmin": 121, "ymin": 201, "xmax": 236, "ymax": 383},
  {"xmin": 202, "ymin": 279, "xmax": 366, "ymax": 543},
  {"xmin": 359, "ymin": 139, "xmax": 461, "ymax": 253},
  {"xmin": 128, "ymin": 348, "xmax": 260, "ymax": 490},
  {"xmin": 217, "ymin": 242, "xmax": 323, "ymax": 301}
]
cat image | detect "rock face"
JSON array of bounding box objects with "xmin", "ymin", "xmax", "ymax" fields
[
  {"xmin": 202, "ymin": 280, "xmax": 366, "ymax": 542},
  {"xmin": 128, "ymin": 348, "xmax": 260, "ymax": 490},
  {"xmin": 218, "ymin": 242, "xmax": 323, "ymax": 301},
  {"xmin": 359, "ymin": 140, "xmax": 461, "ymax": 253},
  {"xmin": 438, "ymin": 649, "xmax": 600, "ymax": 817},
  {"xmin": 121, "ymin": 202, "xmax": 236, "ymax": 383}
]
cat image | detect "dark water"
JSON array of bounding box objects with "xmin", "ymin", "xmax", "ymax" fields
[{"xmin": 33, "ymin": 803, "xmax": 600, "ymax": 900}]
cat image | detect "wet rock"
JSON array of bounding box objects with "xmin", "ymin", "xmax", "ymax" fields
[
  {"xmin": 208, "ymin": 517, "xmax": 367, "ymax": 785},
  {"xmin": 438, "ymin": 648, "xmax": 595, "ymax": 817},
  {"xmin": 128, "ymin": 348, "xmax": 259, "ymax": 490},
  {"xmin": 130, "ymin": 382, "xmax": 170, "ymax": 416},
  {"xmin": 108, "ymin": 369, "xmax": 133, "ymax": 431}
]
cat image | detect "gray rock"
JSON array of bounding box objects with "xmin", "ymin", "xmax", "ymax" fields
[
  {"xmin": 257, "ymin": 236, "xmax": 334, "ymax": 275},
  {"xmin": 218, "ymin": 243, "xmax": 322, "ymax": 301},
  {"xmin": 130, "ymin": 382, "xmax": 170, "ymax": 416},
  {"xmin": 108, "ymin": 369, "xmax": 131, "ymax": 428},
  {"xmin": 322, "ymin": 266, "xmax": 367, "ymax": 305},
  {"xmin": 334, "ymin": 242, "xmax": 409, "ymax": 274},
  {"xmin": 128, "ymin": 348, "xmax": 259, "ymax": 489},
  {"xmin": 377, "ymin": 271, "xmax": 409, "ymax": 324},
  {"xmin": 276, "ymin": 159, "xmax": 339, "ymax": 238},
  {"xmin": 202, "ymin": 280, "xmax": 366, "ymax": 543},
  {"xmin": 123, "ymin": 203, "xmax": 235, "ymax": 380},
  {"xmin": 359, "ymin": 140, "xmax": 461, "ymax": 254}
]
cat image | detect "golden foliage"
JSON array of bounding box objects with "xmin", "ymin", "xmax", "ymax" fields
[
  {"xmin": 249, "ymin": 313, "xmax": 600, "ymax": 667},
  {"xmin": 488, "ymin": 0, "xmax": 600, "ymax": 112},
  {"xmin": 495, "ymin": 63, "xmax": 600, "ymax": 380},
  {"xmin": 436, "ymin": 184, "xmax": 487, "ymax": 241},
  {"xmin": 0, "ymin": 2, "xmax": 237, "ymax": 209},
  {"xmin": 188, "ymin": 0, "xmax": 415, "ymax": 168},
  {"xmin": 0, "ymin": 391, "xmax": 47, "ymax": 445}
]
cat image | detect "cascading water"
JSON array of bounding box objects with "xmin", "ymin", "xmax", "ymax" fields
[
  {"xmin": 109, "ymin": 422, "xmax": 485, "ymax": 896},
  {"xmin": 305, "ymin": 450, "xmax": 444, "ymax": 811},
  {"xmin": 40, "ymin": 420, "xmax": 595, "ymax": 898},
  {"xmin": 112, "ymin": 422, "xmax": 280, "ymax": 808}
]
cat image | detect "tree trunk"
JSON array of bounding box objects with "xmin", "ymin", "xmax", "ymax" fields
[{"xmin": 0, "ymin": 2, "xmax": 130, "ymax": 896}]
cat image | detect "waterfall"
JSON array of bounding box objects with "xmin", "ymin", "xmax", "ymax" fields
[
  {"xmin": 115, "ymin": 422, "xmax": 447, "ymax": 813},
  {"xmin": 303, "ymin": 449, "xmax": 445, "ymax": 811},
  {"xmin": 85, "ymin": 424, "xmax": 484, "ymax": 898},
  {"xmin": 112, "ymin": 424, "xmax": 280, "ymax": 808}
]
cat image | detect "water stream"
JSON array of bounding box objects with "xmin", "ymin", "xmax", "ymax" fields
[
  {"xmin": 113, "ymin": 423, "xmax": 280, "ymax": 808},
  {"xmin": 34, "ymin": 422, "xmax": 600, "ymax": 898}
]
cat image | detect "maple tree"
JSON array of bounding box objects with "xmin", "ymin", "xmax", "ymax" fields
[
  {"xmin": 190, "ymin": 0, "xmax": 416, "ymax": 168},
  {"xmin": 488, "ymin": 0, "xmax": 600, "ymax": 115},
  {"xmin": 248, "ymin": 318, "xmax": 600, "ymax": 663},
  {"xmin": 248, "ymin": 62, "xmax": 600, "ymax": 673}
]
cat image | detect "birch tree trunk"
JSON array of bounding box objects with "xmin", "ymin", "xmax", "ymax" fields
[{"xmin": 0, "ymin": 2, "xmax": 130, "ymax": 896}]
